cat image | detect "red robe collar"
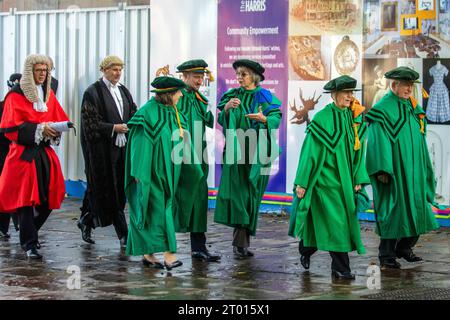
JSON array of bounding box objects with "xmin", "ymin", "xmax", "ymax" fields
[{"xmin": 0, "ymin": 90, "xmax": 68, "ymax": 130}]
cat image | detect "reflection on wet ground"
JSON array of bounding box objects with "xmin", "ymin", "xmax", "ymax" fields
[{"xmin": 0, "ymin": 198, "xmax": 449, "ymax": 300}]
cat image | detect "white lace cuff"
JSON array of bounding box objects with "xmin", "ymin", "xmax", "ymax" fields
[{"xmin": 35, "ymin": 123, "xmax": 45, "ymax": 145}]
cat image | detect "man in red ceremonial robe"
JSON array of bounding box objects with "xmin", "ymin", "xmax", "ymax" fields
[{"xmin": 0, "ymin": 54, "xmax": 69, "ymax": 259}]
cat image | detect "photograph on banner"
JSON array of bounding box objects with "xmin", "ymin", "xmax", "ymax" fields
[
  {"xmin": 364, "ymin": 33, "xmax": 443, "ymax": 59},
  {"xmin": 285, "ymin": 80, "xmax": 327, "ymax": 192},
  {"xmin": 329, "ymin": 34, "xmax": 363, "ymax": 81},
  {"xmin": 363, "ymin": 0, "xmax": 382, "ymax": 52},
  {"xmin": 422, "ymin": 58, "xmax": 450, "ymax": 124},
  {"xmin": 364, "ymin": 0, "xmax": 448, "ymax": 58},
  {"xmin": 362, "ymin": 57, "xmax": 397, "ymax": 111},
  {"xmin": 421, "ymin": 18, "xmax": 437, "ymax": 35},
  {"xmin": 438, "ymin": 13, "xmax": 450, "ymax": 42},
  {"xmin": 440, "ymin": 0, "xmax": 450, "ymax": 12},
  {"xmin": 381, "ymin": 1, "xmax": 398, "ymax": 31},
  {"xmin": 403, "ymin": 17, "xmax": 419, "ymax": 30},
  {"xmin": 398, "ymin": 58, "xmax": 424, "ymax": 105},
  {"xmin": 401, "ymin": 0, "xmax": 417, "ymax": 14},
  {"xmin": 289, "ymin": 0, "xmax": 362, "ymax": 35},
  {"xmin": 288, "ymin": 36, "xmax": 331, "ymax": 81},
  {"xmin": 418, "ymin": 0, "xmax": 434, "ymax": 11}
]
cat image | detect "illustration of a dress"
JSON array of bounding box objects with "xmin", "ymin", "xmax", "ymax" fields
[{"xmin": 426, "ymin": 64, "xmax": 450, "ymax": 123}]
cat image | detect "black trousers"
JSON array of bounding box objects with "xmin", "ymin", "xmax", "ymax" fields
[
  {"xmin": 0, "ymin": 213, "xmax": 19, "ymax": 233},
  {"xmin": 80, "ymin": 147, "xmax": 128, "ymax": 240},
  {"xmin": 299, "ymin": 240, "xmax": 351, "ymax": 273},
  {"xmin": 190, "ymin": 232, "xmax": 207, "ymax": 252},
  {"xmin": 0, "ymin": 213, "xmax": 11, "ymax": 234},
  {"xmin": 17, "ymin": 205, "xmax": 51, "ymax": 251},
  {"xmin": 379, "ymin": 236, "xmax": 419, "ymax": 262},
  {"xmin": 232, "ymin": 227, "xmax": 250, "ymax": 248},
  {"xmin": 80, "ymin": 207, "xmax": 128, "ymax": 240}
]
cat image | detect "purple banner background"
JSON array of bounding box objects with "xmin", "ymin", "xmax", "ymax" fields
[{"xmin": 215, "ymin": 0, "xmax": 288, "ymax": 193}]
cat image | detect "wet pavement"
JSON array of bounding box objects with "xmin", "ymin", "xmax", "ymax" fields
[{"xmin": 0, "ymin": 197, "xmax": 449, "ymax": 300}]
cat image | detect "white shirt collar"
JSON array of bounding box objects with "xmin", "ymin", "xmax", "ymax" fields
[{"xmin": 102, "ymin": 77, "xmax": 121, "ymax": 89}]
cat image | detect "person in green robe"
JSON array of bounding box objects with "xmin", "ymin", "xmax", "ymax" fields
[
  {"xmin": 174, "ymin": 59, "xmax": 220, "ymax": 262},
  {"xmin": 125, "ymin": 76, "xmax": 202, "ymax": 270},
  {"xmin": 288, "ymin": 75, "xmax": 370, "ymax": 280},
  {"xmin": 214, "ymin": 59, "xmax": 282, "ymax": 258},
  {"xmin": 365, "ymin": 66, "xmax": 439, "ymax": 270}
]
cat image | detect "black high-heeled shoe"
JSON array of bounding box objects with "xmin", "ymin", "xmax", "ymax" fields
[
  {"xmin": 300, "ymin": 255, "xmax": 310, "ymax": 270},
  {"xmin": 164, "ymin": 260, "xmax": 183, "ymax": 271},
  {"xmin": 142, "ymin": 258, "xmax": 164, "ymax": 269},
  {"xmin": 331, "ymin": 270, "xmax": 355, "ymax": 280}
]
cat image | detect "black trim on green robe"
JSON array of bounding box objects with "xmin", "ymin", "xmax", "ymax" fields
[
  {"xmin": 365, "ymin": 90, "xmax": 439, "ymax": 238},
  {"xmin": 174, "ymin": 89, "xmax": 214, "ymax": 233},
  {"xmin": 214, "ymin": 86, "xmax": 282, "ymax": 236},
  {"xmin": 125, "ymin": 98, "xmax": 203, "ymax": 255}
]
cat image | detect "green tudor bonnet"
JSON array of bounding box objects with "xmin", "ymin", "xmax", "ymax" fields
[
  {"xmin": 323, "ymin": 75, "xmax": 361, "ymax": 93},
  {"xmin": 177, "ymin": 59, "xmax": 208, "ymax": 73},
  {"xmin": 384, "ymin": 66, "xmax": 421, "ymax": 83},
  {"xmin": 150, "ymin": 76, "xmax": 187, "ymax": 93},
  {"xmin": 176, "ymin": 59, "xmax": 214, "ymax": 82},
  {"xmin": 232, "ymin": 59, "xmax": 265, "ymax": 81}
]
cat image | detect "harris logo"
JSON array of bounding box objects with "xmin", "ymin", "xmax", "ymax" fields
[{"xmin": 240, "ymin": 0, "xmax": 266, "ymax": 12}]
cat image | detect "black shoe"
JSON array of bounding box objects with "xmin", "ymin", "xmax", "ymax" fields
[
  {"xmin": 77, "ymin": 221, "xmax": 95, "ymax": 244},
  {"xmin": 142, "ymin": 258, "xmax": 164, "ymax": 269},
  {"xmin": 380, "ymin": 259, "xmax": 401, "ymax": 269},
  {"xmin": 164, "ymin": 260, "xmax": 183, "ymax": 271},
  {"xmin": 0, "ymin": 230, "xmax": 10, "ymax": 239},
  {"xmin": 192, "ymin": 250, "xmax": 221, "ymax": 262},
  {"xmin": 331, "ymin": 270, "xmax": 355, "ymax": 280},
  {"xmin": 300, "ymin": 255, "xmax": 310, "ymax": 270},
  {"xmin": 233, "ymin": 246, "xmax": 254, "ymax": 258},
  {"xmin": 397, "ymin": 251, "xmax": 423, "ymax": 262},
  {"xmin": 26, "ymin": 248, "xmax": 43, "ymax": 260}
]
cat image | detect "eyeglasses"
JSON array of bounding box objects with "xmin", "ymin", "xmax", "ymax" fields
[
  {"xmin": 236, "ymin": 72, "xmax": 250, "ymax": 78},
  {"xmin": 34, "ymin": 68, "xmax": 48, "ymax": 73}
]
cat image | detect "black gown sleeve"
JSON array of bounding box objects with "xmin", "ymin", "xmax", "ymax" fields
[
  {"xmin": 17, "ymin": 122, "xmax": 38, "ymax": 146},
  {"xmin": 81, "ymin": 91, "xmax": 114, "ymax": 141}
]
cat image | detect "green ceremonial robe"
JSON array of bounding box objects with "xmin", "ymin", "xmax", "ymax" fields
[
  {"xmin": 288, "ymin": 102, "xmax": 370, "ymax": 254},
  {"xmin": 125, "ymin": 97, "xmax": 202, "ymax": 255},
  {"xmin": 174, "ymin": 89, "xmax": 214, "ymax": 233},
  {"xmin": 214, "ymin": 86, "xmax": 282, "ymax": 236},
  {"xmin": 365, "ymin": 90, "xmax": 439, "ymax": 239}
]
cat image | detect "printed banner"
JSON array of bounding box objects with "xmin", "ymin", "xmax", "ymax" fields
[{"xmin": 216, "ymin": 0, "xmax": 289, "ymax": 192}]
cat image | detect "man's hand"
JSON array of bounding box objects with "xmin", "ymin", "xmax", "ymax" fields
[
  {"xmin": 224, "ymin": 98, "xmax": 240, "ymax": 113},
  {"xmin": 377, "ymin": 174, "xmax": 389, "ymax": 184},
  {"xmin": 354, "ymin": 184, "xmax": 362, "ymax": 192},
  {"xmin": 114, "ymin": 123, "xmax": 129, "ymax": 133},
  {"xmin": 43, "ymin": 122, "xmax": 59, "ymax": 138},
  {"xmin": 246, "ymin": 106, "xmax": 267, "ymax": 124},
  {"xmin": 296, "ymin": 185, "xmax": 306, "ymax": 199}
]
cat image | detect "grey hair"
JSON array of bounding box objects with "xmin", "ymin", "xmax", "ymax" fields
[
  {"xmin": 389, "ymin": 79, "xmax": 398, "ymax": 91},
  {"xmin": 331, "ymin": 91, "xmax": 337, "ymax": 101},
  {"xmin": 252, "ymin": 73, "xmax": 262, "ymax": 86}
]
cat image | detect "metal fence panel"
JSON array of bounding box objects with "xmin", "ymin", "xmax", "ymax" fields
[{"xmin": 0, "ymin": 5, "xmax": 151, "ymax": 180}]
